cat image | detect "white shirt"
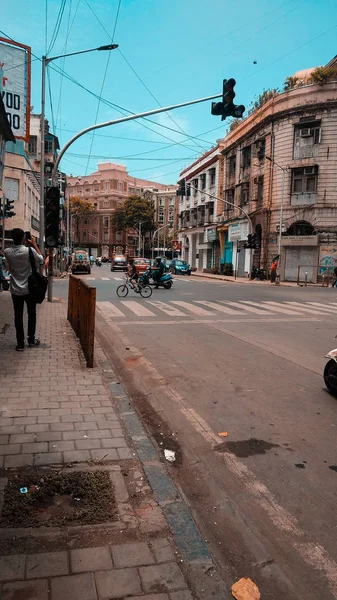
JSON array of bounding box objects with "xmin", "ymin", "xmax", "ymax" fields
[{"xmin": 4, "ymin": 245, "xmax": 44, "ymax": 296}]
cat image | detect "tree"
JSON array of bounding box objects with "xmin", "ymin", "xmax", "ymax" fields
[
  {"xmin": 309, "ymin": 66, "xmax": 337, "ymax": 85},
  {"xmin": 228, "ymin": 118, "xmax": 242, "ymax": 133},
  {"xmin": 283, "ymin": 75, "xmax": 301, "ymax": 92},
  {"xmin": 67, "ymin": 196, "xmax": 94, "ymax": 215},
  {"xmin": 247, "ymin": 88, "xmax": 279, "ymax": 115},
  {"xmin": 112, "ymin": 195, "xmax": 155, "ymax": 233}
]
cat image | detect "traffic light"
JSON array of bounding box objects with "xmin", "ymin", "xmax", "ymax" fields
[
  {"xmin": 245, "ymin": 233, "xmax": 256, "ymax": 249},
  {"xmin": 5, "ymin": 199, "xmax": 16, "ymax": 218},
  {"xmin": 45, "ymin": 186, "xmax": 60, "ymax": 248},
  {"xmin": 211, "ymin": 78, "xmax": 246, "ymax": 121},
  {"xmin": 176, "ymin": 180, "xmax": 189, "ymax": 196}
]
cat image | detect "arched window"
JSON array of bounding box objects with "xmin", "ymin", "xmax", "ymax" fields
[{"xmin": 286, "ymin": 221, "xmax": 314, "ymax": 236}]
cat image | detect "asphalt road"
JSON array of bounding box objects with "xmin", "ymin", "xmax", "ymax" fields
[{"xmin": 54, "ymin": 264, "xmax": 337, "ymax": 599}]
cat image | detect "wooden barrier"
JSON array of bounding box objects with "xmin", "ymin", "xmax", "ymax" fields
[{"xmin": 67, "ymin": 275, "xmax": 96, "ymax": 367}]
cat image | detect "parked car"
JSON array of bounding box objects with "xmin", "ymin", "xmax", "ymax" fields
[
  {"xmin": 111, "ymin": 256, "xmax": 128, "ymax": 272},
  {"xmin": 134, "ymin": 258, "xmax": 151, "ymax": 274},
  {"xmin": 170, "ymin": 259, "xmax": 191, "ymax": 275},
  {"xmin": 71, "ymin": 250, "xmax": 91, "ymax": 274}
]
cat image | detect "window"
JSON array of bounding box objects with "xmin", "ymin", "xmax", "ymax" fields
[
  {"xmin": 239, "ymin": 182, "xmax": 250, "ymax": 206},
  {"xmin": 159, "ymin": 197, "xmax": 164, "ymax": 206},
  {"xmin": 228, "ymin": 155, "xmax": 236, "ymax": 175},
  {"xmin": 169, "ymin": 196, "xmax": 174, "ymax": 206},
  {"xmin": 105, "ymin": 181, "xmax": 110, "ymax": 191},
  {"xmin": 200, "ymin": 173, "xmax": 206, "ymax": 190},
  {"xmin": 103, "ymin": 217, "xmax": 109, "ymax": 228},
  {"xmin": 257, "ymin": 176, "xmax": 264, "ymax": 204},
  {"xmin": 85, "ymin": 187, "xmax": 90, "ymax": 192},
  {"xmin": 208, "ymin": 168, "xmax": 216, "ymax": 186},
  {"xmin": 94, "ymin": 185, "xmax": 99, "ymax": 191},
  {"xmin": 84, "ymin": 218, "xmax": 88, "ymax": 225},
  {"xmin": 158, "ymin": 213, "xmax": 164, "ymax": 223},
  {"xmin": 169, "ymin": 211, "xmax": 174, "ymax": 222},
  {"xmin": 293, "ymin": 124, "xmax": 321, "ymax": 159},
  {"xmin": 292, "ymin": 167, "xmax": 318, "ymax": 194},
  {"xmin": 241, "ymin": 146, "xmax": 251, "ymax": 168},
  {"xmin": 28, "ymin": 136, "xmax": 37, "ymax": 155},
  {"xmin": 255, "ymin": 139, "xmax": 265, "ymax": 160},
  {"xmin": 104, "ymin": 200, "xmax": 110, "ymax": 208},
  {"xmin": 44, "ymin": 140, "xmax": 53, "ymax": 154},
  {"xmin": 192, "ymin": 179, "xmax": 198, "ymax": 195},
  {"xmin": 83, "ymin": 230, "xmax": 87, "ymax": 242},
  {"xmin": 104, "ymin": 230, "xmax": 109, "ymax": 242},
  {"xmin": 225, "ymin": 188, "xmax": 235, "ymax": 211},
  {"xmin": 287, "ymin": 221, "xmax": 314, "ymax": 236},
  {"xmin": 92, "ymin": 230, "xmax": 98, "ymax": 239}
]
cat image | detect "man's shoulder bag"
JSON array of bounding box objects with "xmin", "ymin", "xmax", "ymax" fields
[{"xmin": 28, "ymin": 248, "xmax": 48, "ymax": 304}]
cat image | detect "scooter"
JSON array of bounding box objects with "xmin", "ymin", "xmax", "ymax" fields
[
  {"xmin": 324, "ymin": 339, "xmax": 337, "ymax": 396},
  {"xmin": 140, "ymin": 267, "xmax": 173, "ymax": 289},
  {"xmin": 0, "ymin": 270, "xmax": 10, "ymax": 291}
]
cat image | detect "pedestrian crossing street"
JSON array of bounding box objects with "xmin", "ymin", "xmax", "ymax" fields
[{"xmin": 96, "ymin": 299, "xmax": 337, "ymax": 323}]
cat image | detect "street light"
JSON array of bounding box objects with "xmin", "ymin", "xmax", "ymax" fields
[
  {"xmin": 40, "ymin": 43, "xmax": 118, "ymax": 254},
  {"xmin": 152, "ymin": 224, "xmax": 171, "ymax": 261},
  {"xmin": 266, "ymin": 156, "xmax": 288, "ymax": 281}
]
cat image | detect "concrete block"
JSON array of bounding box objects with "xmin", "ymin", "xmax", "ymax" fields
[
  {"xmin": 71, "ymin": 546, "xmax": 112, "ymax": 573},
  {"xmin": 139, "ymin": 563, "xmax": 187, "ymax": 593},
  {"xmin": 111, "ymin": 542, "xmax": 154, "ymax": 568},
  {"xmin": 4, "ymin": 454, "xmax": 34, "ymax": 468},
  {"xmin": 27, "ymin": 551, "xmax": 68, "ymax": 578},
  {"xmin": 2, "ymin": 579, "xmax": 49, "ymax": 600},
  {"xmin": 63, "ymin": 450, "xmax": 90, "ymax": 463},
  {"xmin": 95, "ymin": 568, "xmax": 141, "ymax": 599},
  {"xmin": 0, "ymin": 555, "xmax": 25, "ymax": 581},
  {"xmin": 151, "ymin": 538, "xmax": 176, "ymax": 564},
  {"xmin": 51, "ymin": 573, "xmax": 97, "ymax": 600},
  {"xmin": 34, "ymin": 452, "xmax": 62, "ymax": 466}
]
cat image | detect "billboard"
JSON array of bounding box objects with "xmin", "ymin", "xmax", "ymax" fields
[{"xmin": 0, "ymin": 37, "xmax": 31, "ymax": 142}]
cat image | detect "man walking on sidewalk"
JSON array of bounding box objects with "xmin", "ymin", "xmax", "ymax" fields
[{"xmin": 4, "ymin": 229, "xmax": 44, "ymax": 351}]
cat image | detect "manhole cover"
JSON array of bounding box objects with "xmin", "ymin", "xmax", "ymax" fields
[{"xmin": 0, "ymin": 468, "xmax": 117, "ymax": 527}]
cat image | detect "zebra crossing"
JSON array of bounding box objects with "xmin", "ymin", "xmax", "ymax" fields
[{"xmin": 96, "ymin": 299, "xmax": 336, "ymax": 322}]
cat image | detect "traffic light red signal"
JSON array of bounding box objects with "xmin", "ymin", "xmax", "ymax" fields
[{"xmin": 45, "ymin": 186, "xmax": 60, "ymax": 248}]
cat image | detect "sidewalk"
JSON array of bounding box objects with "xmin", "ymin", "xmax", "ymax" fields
[
  {"xmin": 0, "ymin": 293, "xmax": 227, "ymax": 600},
  {"xmin": 191, "ymin": 271, "xmax": 301, "ymax": 287}
]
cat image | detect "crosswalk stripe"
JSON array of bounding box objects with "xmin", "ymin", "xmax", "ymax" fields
[
  {"xmin": 113, "ymin": 277, "xmax": 124, "ymax": 281},
  {"xmin": 120, "ymin": 301, "xmax": 155, "ymax": 317},
  {"xmin": 96, "ymin": 301, "xmax": 124, "ymax": 318},
  {"xmin": 305, "ymin": 302, "xmax": 336, "ymax": 313},
  {"xmin": 242, "ymin": 301, "xmax": 299, "ymax": 315},
  {"xmin": 101, "ymin": 277, "xmax": 110, "ymax": 281},
  {"xmin": 86, "ymin": 277, "xmax": 95, "ymax": 281},
  {"xmin": 147, "ymin": 300, "xmax": 185, "ymax": 316},
  {"xmin": 195, "ymin": 300, "xmax": 242, "ymax": 314},
  {"xmin": 171, "ymin": 301, "xmax": 214, "ymax": 316},
  {"xmin": 284, "ymin": 302, "xmax": 332, "ymax": 314},
  {"xmin": 224, "ymin": 301, "xmax": 274, "ymax": 315}
]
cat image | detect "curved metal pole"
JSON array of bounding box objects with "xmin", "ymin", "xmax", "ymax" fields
[
  {"xmin": 52, "ymin": 91, "xmax": 222, "ymax": 179},
  {"xmin": 152, "ymin": 224, "xmax": 169, "ymax": 261}
]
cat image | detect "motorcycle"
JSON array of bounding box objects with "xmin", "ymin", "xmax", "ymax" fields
[
  {"xmin": 96, "ymin": 259, "xmax": 102, "ymax": 267},
  {"xmin": 140, "ymin": 267, "xmax": 173, "ymax": 289},
  {"xmin": 324, "ymin": 340, "xmax": 337, "ymax": 396},
  {"xmin": 251, "ymin": 266, "xmax": 266, "ymax": 281}
]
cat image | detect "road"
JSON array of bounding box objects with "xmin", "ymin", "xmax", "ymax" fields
[{"xmin": 54, "ymin": 264, "xmax": 337, "ymax": 599}]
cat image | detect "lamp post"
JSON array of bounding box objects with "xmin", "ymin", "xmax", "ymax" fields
[
  {"xmin": 266, "ymin": 156, "xmax": 287, "ymax": 282},
  {"xmin": 152, "ymin": 224, "xmax": 170, "ymax": 261},
  {"xmin": 40, "ymin": 43, "xmax": 118, "ymax": 254}
]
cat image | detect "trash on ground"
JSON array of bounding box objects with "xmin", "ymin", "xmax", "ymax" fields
[
  {"xmin": 231, "ymin": 577, "xmax": 260, "ymax": 600},
  {"xmin": 164, "ymin": 449, "xmax": 176, "ymax": 462},
  {"xmin": 218, "ymin": 431, "xmax": 228, "ymax": 437},
  {"xmin": 19, "ymin": 487, "xmax": 28, "ymax": 494}
]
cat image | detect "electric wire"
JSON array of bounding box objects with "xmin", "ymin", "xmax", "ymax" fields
[
  {"xmin": 55, "ymin": 0, "xmax": 74, "ymax": 133},
  {"xmin": 46, "ymin": 0, "xmax": 67, "ymax": 55},
  {"xmin": 84, "ymin": 0, "xmax": 122, "ymax": 175}
]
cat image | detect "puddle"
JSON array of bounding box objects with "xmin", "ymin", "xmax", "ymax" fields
[{"xmin": 214, "ymin": 438, "xmax": 279, "ymax": 458}]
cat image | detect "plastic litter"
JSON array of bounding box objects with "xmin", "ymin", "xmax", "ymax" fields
[
  {"xmin": 231, "ymin": 577, "xmax": 260, "ymax": 600},
  {"xmin": 218, "ymin": 431, "xmax": 228, "ymax": 437},
  {"xmin": 164, "ymin": 449, "xmax": 176, "ymax": 462},
  {"xmin": 20, "ymin": 487, "xmax": 28, "ymax": 494}
]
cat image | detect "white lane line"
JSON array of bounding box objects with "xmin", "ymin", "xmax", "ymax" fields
[
  {"xmin": 195, "ymin": 300, "xmax": 243, "ymax": 314},
  {"xmin": 171, "ymin": 300, "xmax": 214, "ymax": 316},
  {"xmin": 305, "ymin": 302, "xmax": 336, "ymax": 313},
  {"xmin": 96, "ymin": 301, "xmax": 124, "ymax": 318},
  {"xmin": 86, "ymin": 277, "xmax": 95, "ymax": 281},
  {"xmin": 258, "ymin": 301, "xmax": 304, "ymax": 315},
  {"xmin": 101, "ymin": 277, "xmax": 110, "ymax": 281},
  {"xmin": 120, "ymin": 300, "xmax": 155, "ymax": 317},
  {"xmin": 147, "ymin": 300, "xmax": 185, "ymax": 316},
  {"xmin": 112, "ymin": 277, "xmax": 124, "ymax": 281},
  {"xmin": 224, "ymin": 301, "xmax": 275, "ymax": 315},
  {"xmin": 284, "ymin": 302, "xmax": 332, "ymax": 315}
]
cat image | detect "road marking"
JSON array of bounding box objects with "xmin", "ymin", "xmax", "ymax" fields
[
  {"xmin": 224, "ymin": 301, "xmax": 275, "ymax": 315},
  {"xmin": 258, "ymin": 301, "xmax": 303, "ymax": 315},
  {"xmin": 120, "ymin": 300, "xmax": 155, "ymax": 317},
  {"xmin": 284, "ymin": 301, "xmax": 333, "ymax": 314},
  {"xmin": 101, "ymin": 277, "xmax": 110, "ymax": 281},
  {"xmin": 116, "ymin": 317, "xmax": 319, "ymax": 326},
  {"xmin": 171, "ymin": 301, "xmax": 214, "ymax": 316},
  {"xmin": 147, "ymin": 300, "xmax": 185, "ymax": 316},
  {"xmin": 113, "ymin": 277, "xmax": 124, "ymax": 281},
  {"xmin": 86, "ymin": 277, "xmax": 95, "ymax": 281},
  {"xmin": 195, "ymin": 300, "xmax": 243, "ymax": 314},
  {"xmin": 305, "ymin": 302, "xmax": 336, "ymax": 313},
  {"xmin": 96, "ymin": 301, "xmax": 124, "ymax": 318}
]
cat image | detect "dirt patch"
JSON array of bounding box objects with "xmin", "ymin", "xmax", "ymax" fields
[
  {"xmin": 214, "ymin": 438, "xmax": 279, "ymax": 458},
  {"xmin": 0, "ymin": 468, "xmax": 117, "ymax": 528}
]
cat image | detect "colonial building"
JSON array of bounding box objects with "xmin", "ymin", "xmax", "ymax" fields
[
  {"xmin": 66, "ymin": 163, "xmax": 176, "ymax": 257},
  {"xmin": 177, "ymin": 143, "xmax": 224, "ymax": 271},
  {"xmin": 177, "ymin": 55, "xmax": 337, "ymax": 281}
]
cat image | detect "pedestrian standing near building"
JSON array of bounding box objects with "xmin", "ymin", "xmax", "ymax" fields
[
  {"xmin": 4, "ymin": 229, "xmax": 44, "ymax": 351},
  {"xmin": 270, "ymin": 259, "xmax": 278, "ymax": 283},
  {"xmin": 0, "ymin": 251, "xmax": 5, "ymax": 291}
]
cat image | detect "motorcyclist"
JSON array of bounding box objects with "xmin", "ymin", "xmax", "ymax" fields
[{"xmin": 152, "ymin": 257, "xmax": 164, "ymax": 289}]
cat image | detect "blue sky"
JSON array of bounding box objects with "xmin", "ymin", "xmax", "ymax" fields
[{"xmin": 1, "ymin": 0, "xmax": 337, "ymax": 183}]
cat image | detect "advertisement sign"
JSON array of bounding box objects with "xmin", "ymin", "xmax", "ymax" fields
[
  {"xmin": 228, "ymin": 222, "xmax": 248, "ymax": 242},
  {"xmin": 0, "ymin": 37, "xmax": 31, "ymax": 141},
  {"xmin": 206, "ymin": 228, "xmax": 217, "ymax": 242},
  {"xmin": 171, "ymin": 240, "xmax": 181, "ymax": 251}
]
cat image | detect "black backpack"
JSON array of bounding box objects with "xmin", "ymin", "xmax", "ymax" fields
[{"xmin": 28, "ymin": 248, "xmax": 48, "ymax": 304}]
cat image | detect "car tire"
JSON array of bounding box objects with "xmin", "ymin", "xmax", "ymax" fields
[{"xmin": 88, "ymin": 268, "xmax": 91, "ymax": 275}]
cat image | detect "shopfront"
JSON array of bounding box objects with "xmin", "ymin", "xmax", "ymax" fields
[{"xmin": 228, "ymin": 221, "xmax": 250, "ymax": 277}]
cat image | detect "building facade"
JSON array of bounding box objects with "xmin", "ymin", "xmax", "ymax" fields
[
  {"xmin": 66, "ymin": 163, "xmax": 176, "ymax": 258},
  {"xmin": 177, "ymin": 144, "xmax": 224, "ymax": 271}
]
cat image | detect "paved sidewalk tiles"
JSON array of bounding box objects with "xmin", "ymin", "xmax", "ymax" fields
[{"xmin": 0, "ymin": 294, "xmax": 219, "ymax": 599}]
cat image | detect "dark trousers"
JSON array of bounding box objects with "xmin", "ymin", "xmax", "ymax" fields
[{"xmin": 12, "ymin": 294, "xmax": 37, "ymax": 345}]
